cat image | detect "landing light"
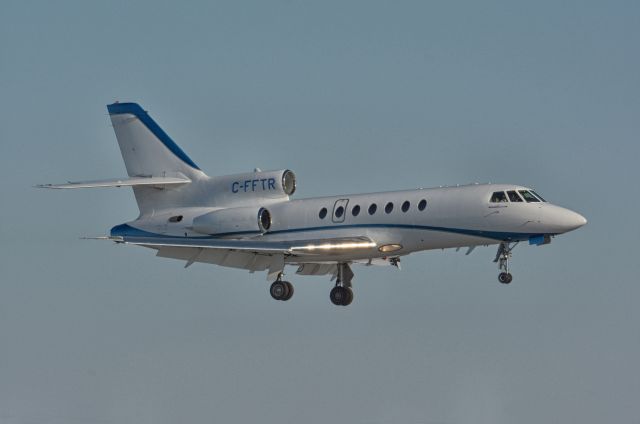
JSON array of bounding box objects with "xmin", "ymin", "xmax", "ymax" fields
[{"xmin": 292, "ymin": 241, "xmax": 376, "ymax": 252}]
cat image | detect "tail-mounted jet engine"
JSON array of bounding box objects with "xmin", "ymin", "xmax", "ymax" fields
[
  {"xmin": 192, "ymin": 169, "xmax": 295, "ymax": 235},
  {"xmin": 212, "ymin": 169, "xmax": 296, "ymax": 205},
  {"xmin": 192, "ymin": 206, "xmax": 272, "ymax": 235}
]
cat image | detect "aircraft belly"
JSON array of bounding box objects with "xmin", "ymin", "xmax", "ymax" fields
[{"xmin": 418, "ymin": 231, "xmax": 495, "ymax": 250}]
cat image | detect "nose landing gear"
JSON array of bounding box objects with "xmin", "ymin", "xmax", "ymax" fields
[
  {"xmin": 498, "ymin": 271, "xmax": 513, "ymax": 284},
  {"xmin": 494, "ymin": 241, "xmax": 518, "ymax": 284}
]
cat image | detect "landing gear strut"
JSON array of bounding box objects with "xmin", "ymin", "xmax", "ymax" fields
[
  {"xmin": 270, "ymin": 275, "xmax": 294, "ymax": 301},
  {"xmin": 330, "ymin": 263, "xmax": 354, "ymax": 306},
  {"xmin": 494, "ymin": 241, "xmax": 518, "ymax": 284}
]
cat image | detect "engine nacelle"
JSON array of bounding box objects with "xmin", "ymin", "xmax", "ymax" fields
[
  {"xmin": 212, "ymin": 169, "xmax": 296, "ymax": 205},
  {"xmin": 192, "ymin": 206, "xmax": 271, "ymax": 235}
]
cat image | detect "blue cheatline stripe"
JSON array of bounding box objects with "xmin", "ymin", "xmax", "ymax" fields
[
  {"xmin": 111, "ymin": 223, "xmax": 545, "ymax": 242},
  {"xmin": 107, "ymin": 102, "xmax": 201, "ymax": 170}
]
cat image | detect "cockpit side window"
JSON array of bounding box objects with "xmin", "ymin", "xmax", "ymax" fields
[
  {"xmin": 530, "ymin": 190, "xmax": 546, "ymax": 202},
  {"xmin": 507, "ymin": 190, "xmax": 523, "ymax": 202},
  {"xmin": 490, "ymin": 191, "xmax": 508, "ymax": 203},
  {"xmin": 519, "ymin": 190, "xmax": 540, "ymax": 202}
]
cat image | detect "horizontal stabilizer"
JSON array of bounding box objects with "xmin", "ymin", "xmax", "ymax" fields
[{"xmin": 36, "ymin": 175, "xmax": 191, "ymax": 189}]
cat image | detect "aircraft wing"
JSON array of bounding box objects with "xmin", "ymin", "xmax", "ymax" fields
[
  {"xmin": 36, "ymin": 175, "xmax": 191, "ymax": 189},
  {"xmin": 114, "ymin": 235, "xmax": 378, "ymax": 257}
]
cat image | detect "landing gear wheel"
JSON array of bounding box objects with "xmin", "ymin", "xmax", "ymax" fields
[
  {"xmin": 498, "ymin": 272, "xmax": 513, "ymax": 284},
  {"xmin": 282, "ymin": 281, "xmax": 294, "ymax": 301},
  {"xmin": 330, "ymin": 286, "xmax": 344, "ymax": 305},
  {"xmin": 330, "ymin": 286, "xmax": 353, "ymax": 306},
  {"xmin": 342, "ymin": 287, "xmax": 353, "ymax": 306},
  {"xmin": 270, "ymin": 281, "xmax": 291, "ymax": 300}
]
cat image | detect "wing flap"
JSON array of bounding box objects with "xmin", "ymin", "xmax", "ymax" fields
[{"xmin": 296, "ymin": 263, "xmax": 338, "ymax": 276}]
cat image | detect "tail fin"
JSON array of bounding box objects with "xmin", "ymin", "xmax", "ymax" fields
[
  {"xmin": 108, "ymin": 102, "xmax": 204, "ymax": 178},
  {"xmin": 108, "ymin": 102, "xmax": 208, "ymax": 214}
]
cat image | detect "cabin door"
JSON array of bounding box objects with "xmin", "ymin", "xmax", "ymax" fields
[{"xmin": 332, "ymin": 199, "xmax": 349, "ymax": 223}]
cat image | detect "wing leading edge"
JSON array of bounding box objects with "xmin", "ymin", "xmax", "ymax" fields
[{"xmin": 114, "ymin": 235, "xmax": 377, "ymax": 257}]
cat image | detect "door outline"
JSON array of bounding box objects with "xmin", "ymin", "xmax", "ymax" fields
[{"xmin": 332, "ymin": 199, "xmax": 349, "ymax": 223}]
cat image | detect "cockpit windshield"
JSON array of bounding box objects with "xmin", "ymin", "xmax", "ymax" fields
[
  {"xmin": 490, "ymin": 189, "xmax": 547, "ymax": 203},
  {"xmin": 530, "ymin": 190, "xmax": 546, "ymax": 202},
  {"xmin": 507, "ymin": 190, "xmax": 523, "ymax": 202},
  {"xmin": 490, "ymin": 191, "xmax": 508, "ymax": 203},
  {"xmin": 519, "ymin": 190, "xmax": 541, "ymax": 202}
]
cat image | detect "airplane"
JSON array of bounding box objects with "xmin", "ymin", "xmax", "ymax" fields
[{"xmin": 38, "ymin": 102, "xmax": 587, "ymax": 306}]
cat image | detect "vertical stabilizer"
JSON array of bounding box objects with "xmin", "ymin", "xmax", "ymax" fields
[
  {"xmin": 107, "ymin": 102, "xmax": 208, "ymax": 214},
  {"xmin": 108, "ymin": 102, "xmax": 203, "ymax": 177}
]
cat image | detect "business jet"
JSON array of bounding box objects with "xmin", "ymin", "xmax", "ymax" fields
[{"xmin": 39, "ymin": 102, "xmax": 587, "ymax": 306}]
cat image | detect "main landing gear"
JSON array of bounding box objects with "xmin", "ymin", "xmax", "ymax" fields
[
  {"xmin": 330, "ymin": 263, "xmax": 354, "ymax": 306},
  {"xmin": 330, "ymin": 286, "xmax": 353, "ymax": 306},
  {"xmin": 494, "ymin": 241, "xmax": 518, "ymax": 284},
  {"xmin": 268, "ymin": 264, "xmax": 357, "ymax": 306},
  {"xmin": 270, "ymin": 276, "xmax": 294, "ymax": 301}
]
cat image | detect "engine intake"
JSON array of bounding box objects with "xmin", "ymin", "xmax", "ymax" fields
[{"xmin": 258, "ymin": 207, "xmax": 271, "ymax": 232}]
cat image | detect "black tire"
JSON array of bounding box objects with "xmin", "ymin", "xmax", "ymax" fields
[
  {"xmin": 498, "ymin": 272, "xmax": 512, "ymax": 284},
  {"xmin": 342, "ymin": 288, "xmax": 354, "ymax": 306},
  {"xmin": 282, "ymin": 281, "xmax": 294, "ymax": 301},
  {"xmin": 270, "ymin": 281, "xmax": 287, "ymax": 300},
  {"xmin": 330, "ymin": 286, "xmax": 346, "ymax": 305}
]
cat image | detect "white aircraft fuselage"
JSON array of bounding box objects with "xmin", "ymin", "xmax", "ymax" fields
[
  {"xmin": 112, "ymin": 183, "xmax": 585, "ymax": 262},
  {"xmin": 41, "ymin": 102, "xmax": 587, "ymax": 306}
]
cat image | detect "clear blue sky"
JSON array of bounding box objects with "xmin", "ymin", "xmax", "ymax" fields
[{"xmin": 1, "ymin": 1, "xmax": 639, "ymax": 423}]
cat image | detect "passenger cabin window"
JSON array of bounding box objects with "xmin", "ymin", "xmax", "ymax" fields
[
  {"xmin": 518, "ymin": 190, "xmax": 540, "ymax": 203},
  {"xmin": 507, "ymin": 190, "xmax": 523, "ymax": 202},
  {"xmin": 385, "ymin": 202, "xmax": 394, "ymax": 214},
  {"xmin": 418, "ymin": 199, "xmax": 427, "ymax": 211},
  {"xmin": 368, "ymin": 204, "xmax": 377, "ymax": 215},
  {"xmin": 352, "ymin": 205, "xmax": 360, "ymax": 216},
  {"xmin": 319, "ymin": 207, "xmax": 327, "ymax": 219},
  {"xmin": 490, "ymin": 191, "xmax": 508, "ymax": 203},
  {"xmin": 335, "ymin": 206, "xmax": 345, "ymax": 218},
  {"xmin": 401, "ymin": 201, "xmax": 410, "ymax": 212}
]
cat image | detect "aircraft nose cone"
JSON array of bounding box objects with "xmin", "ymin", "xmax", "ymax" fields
[
  {"xmin": 575, "ymin": 213, "xmax": 588, "ymax": 228},
  {"xmin": 555, "ymin": 208, "xmax": 587, "ymax": 233}
]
